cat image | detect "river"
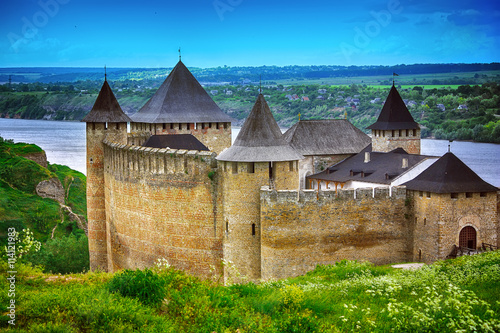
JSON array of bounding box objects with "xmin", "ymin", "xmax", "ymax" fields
[{"xmin": 0, "ymin": 118, "xmax": 499, "ymax": 187}]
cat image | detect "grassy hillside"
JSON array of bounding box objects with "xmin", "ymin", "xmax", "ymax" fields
[
  {"xmin": 0, "ymin": 137, "xmax": 88, "ymax": 273},
  {"xmin": 1, "ymin": 251, "xmax": 498, "ymax": 332}
]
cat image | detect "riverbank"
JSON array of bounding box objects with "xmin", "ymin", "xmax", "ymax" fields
[{"xmin": 1, "ymin": 118, "xmax": 499, "ymax": 187}]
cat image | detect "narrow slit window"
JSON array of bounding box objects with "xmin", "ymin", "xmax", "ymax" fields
[
  {"xmin": 289, "ymin": 161, "xmax": 294, "ymax": 171},
  {"xmin": 248, "ymin": 162, "xmax": 254, "ymax": 173},
  {"xmin": 251, "ymin": 223, "xmax": 256, "ymax": 236},
  {"xmin": 232, "ymin": 162, "xmax": 238, "ymax": 174}
]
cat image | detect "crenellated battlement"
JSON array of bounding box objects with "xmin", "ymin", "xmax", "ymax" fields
[
  {"xmin": 260, "ymin": 185, "xmax": 407, "ymax": 204},
  {"xmin": 102, "ymin": 139, "xmax": 217, "ymax": 182}
]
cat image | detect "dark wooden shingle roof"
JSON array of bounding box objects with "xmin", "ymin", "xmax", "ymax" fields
[
  {"xmin": 283, "ymin": 119, "xmax": 370, "ymax": 155},
  {"xmin": 367, "ymin": 85, "xmax": 419, "ymax": 130},
  {"xmin": 403, "ymin": 152, "xmax": 498, "ymax": 193},
  {"xmin": 217, "ymin": 94, "xmax": 303, "ymax": 162},
  {"xmin": 130, "ymin": 61, "xmax": 233, "ymax": 123},
  {"xmin": 307, "ymin": 146, "xmax": 432, "ymax": 185},
  {"xmin": 143, "ymin": 134, "xmax": 209, "ymax": 151},
  {"xmin": 81, "ymin": 80, "xmax": 131, "ymax": 123}
]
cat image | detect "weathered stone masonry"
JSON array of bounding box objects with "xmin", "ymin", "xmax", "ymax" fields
[
  {"xmin": 260, "ymin": 186, "xmax": 410, "ymax": 280},
  {"xmin": 102, "ymin": 140, "xmax": 224, "ymax": 277}
]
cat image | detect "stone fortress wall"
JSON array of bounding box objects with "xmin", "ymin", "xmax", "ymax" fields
[
  {"xmin": 99, "ymin": 134, "xmax": 500, "ymax": 280},
  {"xmin": 101, "ymin": 138, "xmax": 225, "ymax": 277},
  {"xmin": 259, "ymin": 186, "xmax": 410, "ymax": 280},
  {"xmin": 408, "ymin": 190, "xmax": 498, "ymax": 263}
]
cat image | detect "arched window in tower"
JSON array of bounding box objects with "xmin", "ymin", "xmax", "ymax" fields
[{"xmin": 459, "ymin": 226, "xmax": 477, "ymax": 249}]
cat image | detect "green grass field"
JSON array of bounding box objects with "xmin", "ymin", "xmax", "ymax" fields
[
  {"xmin": 2, "ymin": 251, "xmax": 499, "ymax": 332},
  {"xmin": 275, "ymin": 70, "xmax": 500, "ymax": 87}
]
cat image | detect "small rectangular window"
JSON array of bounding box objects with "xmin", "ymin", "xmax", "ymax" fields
[
  {"xmin": 187, "ymin": 123, "xmax": 190, "ymax": 130},
  {"xmin": 426, "ymin": 192, "xmax": 431, "ymax": 198},
  {"xmin": 248, "ymin": 162, "xmax": 254, "ymax": 173},
  {"xmin": 170, "ymin": 123, "xmax": 174, "ymax": 130},
  {"xmin": 163, "ymin": 123, "xmax": 166, "ymax": 130},
  {"xmin": 179, "ymin": 123, "xmax": 182, "ymax": 130},
  {"xmin": 232, "ymin": 162, "xmax": 238, "ymax": 174},
  {"xmin": 480, "ymin": 192, "xmax": 487, "ymax": 197},
  {"xmin": 466, "ymin": 192, "xmax": 473, "ymax": 198},
  {"xmin": 451, "ymin": 193, "xmax": 458, "ymax": 199},
  {"xmin": 252, "ymin": 223, "xmax": 256, "ymax": 236},
  {"xmin": 419, "ymin": 191, "xmax": 423, "ymax": 197}
]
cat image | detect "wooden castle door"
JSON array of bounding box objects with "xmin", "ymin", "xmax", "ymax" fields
[{"xmin": 459, "ymin": 226, "xmax": 477, "ymax": 249}]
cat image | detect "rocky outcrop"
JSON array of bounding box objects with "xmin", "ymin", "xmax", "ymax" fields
[
  {"xmin": 61, "ymin": 205, "xmax": 88, "ymax": 236},
  {"xmin": 36, "ymin": 178, "xmax": 65, "ymax": 204},
  {"xmin": 23, "ymin": 151, "xmax": 48, "ymax": 168}
]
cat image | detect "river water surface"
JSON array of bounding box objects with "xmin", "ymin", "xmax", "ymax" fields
[{"xmin": 0, "ymin": 118, "xmax": 498, "ymax": 187}]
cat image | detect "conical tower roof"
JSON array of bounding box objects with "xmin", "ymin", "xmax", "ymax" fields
[
  {"xmin": 82, "ymin": 80, "xmax": 131, "ymax": 123},
  {"xmin": 130, "ymin": 61, "xmax": 233, "ymax": 123},
  {"xmin": 367, "ymin": 85, "xmax": 419, "ymax": 130},
  {"xmin": 403, "ymin": 152, "xmax": 497, "ymax": 193},
  {"xmin": 217, "ymin": 94, "xmax": 303, "ymax": 162}
]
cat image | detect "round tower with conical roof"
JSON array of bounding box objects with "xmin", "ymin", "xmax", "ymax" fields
[
  {"xmin": 367, "ymin": 85, "xmax": 421, "ymax": 154},
  {"xmin": 217, "ymin": 94, "xmax": 303, "ymax": 281},
  {"xmin": 130, "ymin": 60, "xmax": 233, "ymax": 154},
  {"xmin": 82, "ymin": 77, "xmax": 131, "ymax": 271}
]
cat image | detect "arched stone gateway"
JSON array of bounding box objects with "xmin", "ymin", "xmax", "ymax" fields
[{"xmin": 459, "ymin": 226, "xmax": 477, "ymax": 249}]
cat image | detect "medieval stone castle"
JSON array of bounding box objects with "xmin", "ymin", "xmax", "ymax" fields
[{"xmin": 83, "ymin": 60, "xmax": 499, "ymax": 281}]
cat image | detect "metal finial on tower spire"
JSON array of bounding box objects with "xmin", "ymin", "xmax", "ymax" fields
[
  {"xmin": 259, "ymin": 74, "xmax": 262, "ymax": 94},
  {"xmin": 104, "ymin": 65, "xmax": 107, "ymax": 81},
  {"xmin": 393, "ymin": 72, "xmax": 399, "ymax": 85},
  {"xmin": 178, "ymin": 47, "xmax": 181, "ymax": 61},
  {"xmin": 448, "ymin": 139, "xmax": 453, "ymax": 152}
]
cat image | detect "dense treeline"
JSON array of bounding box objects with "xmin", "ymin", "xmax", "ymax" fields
[
  {"xmin": 1, "ymin": 62, "xmax": 499, "ymax": 83},
  {"xmin": 1, "ymin": 80, "xmax": 499, "ymax": 143},
  {"xmin": 211, "ymin": 82, "xmax": 500, "ymax": 143}
]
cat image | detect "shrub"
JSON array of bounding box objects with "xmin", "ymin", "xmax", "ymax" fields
[
  {"xmin": 27, "ymin": 234, "xmax": 89, "ymax": 274},
  {"xmin": 107, "ymin": 269, "xmax": 165, "ymax": 306}
]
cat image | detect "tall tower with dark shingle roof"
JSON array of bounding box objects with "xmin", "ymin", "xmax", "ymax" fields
[
  {"xmin": 217, "ymin": 94, "xmax": 303, "ymax": 282},
  {"xmin": 130, "ymin": 60, "xmax": 233, "ymax": 154},
  {"xmin": 82, "ymin": 77, "xmax": 131, "ymax": 272},
  {"xmin": 367, "ymin": 85, "xmax": 421, "ymax": 154}
]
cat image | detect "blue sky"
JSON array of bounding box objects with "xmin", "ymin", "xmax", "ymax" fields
[{"xmin": 1, "ymin": 0, "xmax": 499, "ymax": 68}]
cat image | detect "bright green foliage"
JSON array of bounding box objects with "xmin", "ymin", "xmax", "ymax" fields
[
  {"xmin": 48, "ymin": 163, "xmax": 87, "ymax": 217},
  {"xmin": 26, "ymin": 234, "xmax": 90, "ymax": 274},
  {"xmin": 2, "ymin": 250, "xmax": 500, "ymax": 332},
  {"xmin": 0, "ymin": 137, "xmax": 88, "ymax": 275},
  {"xmin": 107, "ymin": 269, "xmax": 166, "ymax": 306}
]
